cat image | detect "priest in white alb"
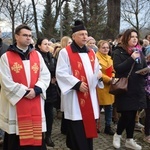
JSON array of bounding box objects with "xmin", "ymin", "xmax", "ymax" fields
[
  {"xmin": 56, "ymin": 20, "xmax": 104, "ymax": 150},
  {"xmin": 0, "ymin": 24, "xmax": 50, "ymax": 150}
]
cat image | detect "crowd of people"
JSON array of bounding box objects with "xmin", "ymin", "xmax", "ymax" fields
[{"xmin": 0, "ymin": 21, "xmax": 150, "ymax": 150}]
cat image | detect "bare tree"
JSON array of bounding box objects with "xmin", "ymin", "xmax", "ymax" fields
[
  {"xmin": 31, "ymin": 0, "xmax": 40, "ymax": 38},
  {"xmin": 17, "ymin": 3, "xmax": 34, "ymax": 25},
  {"xmin": 1, "ymin": 0, "xmax": 24, "ymax": 43},
  {"xmin": 1, "ymin": 0, "xmax": 41, "ymax": 42},
  {"xmin": 121, "ymin": 0, "xmax": 150, "ymax": 34}
]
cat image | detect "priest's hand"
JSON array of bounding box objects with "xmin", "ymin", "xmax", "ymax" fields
[
  {"xmin": 79, "ymin": 82, "xmax": 88, "ymax": 93},
  {"xmin": 25, "ymin": 88, "xmax": 36, "ymax": 99}
]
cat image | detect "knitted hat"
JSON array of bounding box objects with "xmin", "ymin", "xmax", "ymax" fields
[
  {"xmin": 72, "ymin": 20, "xmax": 86, "ymax": 33},
  {"xmin": 86, "ymin": 36, "xmax": 95, "ymax": 43}
]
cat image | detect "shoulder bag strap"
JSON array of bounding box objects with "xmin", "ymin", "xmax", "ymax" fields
[{"xmin": 127, "ymin": 62, "xmax": 135, "ymax": 78}]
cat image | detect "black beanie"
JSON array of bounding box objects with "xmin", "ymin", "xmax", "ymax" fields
[{"xmin": 72, "ymin": 20, "xmax": 86, "ymax": 33}]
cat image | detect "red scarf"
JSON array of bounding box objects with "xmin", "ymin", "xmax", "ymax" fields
[
  {"xmin": 7, "ymin": 50, "xmax": 42, "ymax": 146},
  {"xmin": 66, "ymin": 45, "xmax": 97, "ymax": 138}
]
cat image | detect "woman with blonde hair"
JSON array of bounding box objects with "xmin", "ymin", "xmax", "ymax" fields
[
  {"xmin": 61, "ymin": 36, "xmax": 72, "ymax": 48},
  {"xmin": 96, "ymin": 40, "xmax": 115, "ymax": 135},
  {"xmin": 53, "ymin": 36, "xmax": 72, "ymax": 135},
  {"xmin": 53, "ymin": 36, "xmax": 72, "ymax": 59}
]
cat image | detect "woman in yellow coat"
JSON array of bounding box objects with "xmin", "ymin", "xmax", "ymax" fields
[{"xmin": 96, "ymin": 40, "xmax": 115, "ymax": 135}]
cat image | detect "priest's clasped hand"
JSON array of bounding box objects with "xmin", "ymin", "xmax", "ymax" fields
[
  {"xmin": 79, "ymin": 82, "xmax": 88, "ymax": 93},
  {"xmin": 25, "ymin": 88, "xmax": 36, "ymax": 99}
]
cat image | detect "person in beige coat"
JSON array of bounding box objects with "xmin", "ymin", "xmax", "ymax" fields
[{"xmin": 96, "ymin": 40, "xmax": 115, "ymax": 135}]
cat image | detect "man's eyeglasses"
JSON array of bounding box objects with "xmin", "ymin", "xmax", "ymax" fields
[{"xmin": 18, "ymin": 34, "xmax": 32, "ymax": 38}]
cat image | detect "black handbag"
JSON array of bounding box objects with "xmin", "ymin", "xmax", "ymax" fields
[{"xmin": 109, "ymin": 63, "xmax": 135, "ymax": 95}]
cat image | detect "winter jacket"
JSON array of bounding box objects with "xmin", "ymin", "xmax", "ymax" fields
[
  {"xmin": 38, "ymin": 51, "xmax": 58, "ymax": 103},
  {"xmin": 96, "ymin": 51, "xmax": 114, "ymax": 105},
  {"xmin": 112, "ymin": 46, "xmax": 147, "ymax": 112}
]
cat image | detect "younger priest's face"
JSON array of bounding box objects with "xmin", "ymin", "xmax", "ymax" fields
[
  {"xmin": 15, "ymin": 29, "xmax": 32, "ymax": 49},
  {"xmin": 73, "ymin": 30, "xmax": 88, "ymax": 48}
]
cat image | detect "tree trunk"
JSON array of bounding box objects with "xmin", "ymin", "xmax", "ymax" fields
[
  {"xmin": 103, "ymin": 0, "xmax": 121, "ymax": 40},
  {"xmin": 31, "ymin": 0, "xmax": 39, "ymax": 38}
]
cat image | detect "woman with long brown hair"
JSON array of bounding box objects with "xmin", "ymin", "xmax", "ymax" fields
[{"xmin": 112, "ymin": 29, "xmax": 147, "ymax": 150}]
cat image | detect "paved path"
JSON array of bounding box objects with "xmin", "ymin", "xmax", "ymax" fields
[
  {"xmin": 0, "ymin": 110, "xmax": 150, "ymax": 150},
  {"xmin": 47, "ymin": 111, "xmax": 149, "ymax": 150}
]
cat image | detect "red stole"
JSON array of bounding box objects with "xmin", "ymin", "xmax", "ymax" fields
[
  {"xmin": 66, "ymin": 45, "xmax": 98, "ymax": 138},
  {"xmin": 6, "ymin": 50, "xmax": 42, "ymax": 146}
]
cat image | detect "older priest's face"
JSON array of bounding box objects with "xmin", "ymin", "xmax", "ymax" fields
[{"xmin": 73, "ymin": 30, "xmax": 88, "ymax": 48}]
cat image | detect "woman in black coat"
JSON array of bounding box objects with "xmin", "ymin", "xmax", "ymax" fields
[
  {"xmin": 112, "ymin": 29, "xmax": 147, "ymax": 150},
  {"xmin": 35, "ymin": 38, "xmax": 58, "ymax": 147}
]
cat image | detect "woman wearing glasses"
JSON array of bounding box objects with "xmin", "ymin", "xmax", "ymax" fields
[{"xmin": 96, "ymin": 40, "xmax": 115, "ymax": 135}]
